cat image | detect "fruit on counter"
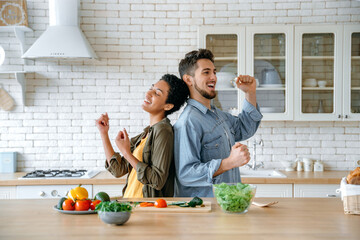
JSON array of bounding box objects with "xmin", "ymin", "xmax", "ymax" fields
[
  {"xmin": 62, "ymin": 199, "xmax": 75, "ymax": 211},
  {"xmin": 90, "ymin": 200, "xmax": 102, "ymax": 210},
  {"xmin": 154, "ymin": 199, "xmax": 167, "ymax": 208},
  {"xmin": 67, "ymin": 184, "xmax": 88, "ymax": 201},
  {"xmin": 94, "ymin": 192, "xmax": 111, "ymax": 202},
  {"xmin": 75, "ymin": 199, "xmax": 91, "ymax": 211},
  {"xmin": 57, "ymin": 197, "xmax": 67, "ymax": 210}
]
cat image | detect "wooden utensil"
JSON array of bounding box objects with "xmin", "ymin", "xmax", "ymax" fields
[{"xmin": 252, "ymin": 201, "xmax": 278, "ymax": 207}]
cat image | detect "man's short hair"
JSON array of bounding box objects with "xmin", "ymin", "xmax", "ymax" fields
[{"xmin": 178, "ymin": 49, "xmax": 214, "ymax": 81}]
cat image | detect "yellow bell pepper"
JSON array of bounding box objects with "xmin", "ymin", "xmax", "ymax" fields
[{"xmin": 67, "ymin": 184, "xmax": 88, "ymax": 201}]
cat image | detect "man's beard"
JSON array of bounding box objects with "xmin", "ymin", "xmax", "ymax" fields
[{"xmin": 194, "ymin": 81, "xmax": 216, "ymax": 99}]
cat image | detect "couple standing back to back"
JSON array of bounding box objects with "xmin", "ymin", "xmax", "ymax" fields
[{"xmin": 96, "ymin": 49, "xmax": 262, "ymax": 198}]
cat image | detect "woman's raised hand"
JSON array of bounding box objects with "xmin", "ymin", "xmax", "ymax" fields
[
  {"xmin": 95, "ymin": 113, "xmax": 109, "ymax": 135},
  {"xmin": 115, "ymin": 128, "xmax": 131, "ymax": 156}
]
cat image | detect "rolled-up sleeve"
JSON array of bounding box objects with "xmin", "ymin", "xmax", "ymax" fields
[
  {"xmin": 105, "ymin": 152, "xmax": 129, "ymax": 178},
  {"xmin": 174, "ymin": 120, "xmax": 222, "ymax": 187},
  {"xmin": 230, "ymin": 99, "xmax": 263, "ymax": 141}
]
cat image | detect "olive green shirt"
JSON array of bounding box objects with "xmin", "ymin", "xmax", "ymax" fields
[{"xmin": 105, "ymin": 118, "xmax": 175, "ymax": 197}]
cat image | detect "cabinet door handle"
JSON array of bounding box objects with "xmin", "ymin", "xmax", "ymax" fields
[
  {"xmin": 337, "ymin": 115, "xmax": 342, "ymax": 118},
  {"xmin": 345, "ymin": 115, "xmax": 349, "ymax": 119},
  {"xmin": 326, "ymin": 194, "xmax": 339, "ymax": 198}
]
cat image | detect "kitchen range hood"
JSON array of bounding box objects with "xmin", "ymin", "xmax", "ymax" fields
[{"xmin": 22, "ymin": 0, "xmax": 97, "ymax": 59}]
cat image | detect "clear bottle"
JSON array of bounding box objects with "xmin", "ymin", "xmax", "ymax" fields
[
  {"xmin": 296, "ymin": 158, "xmax": 303, "ymax": 172},
  {"xmin": 317, "ymin": 100, "xmax": 324, "ymax": 113}
]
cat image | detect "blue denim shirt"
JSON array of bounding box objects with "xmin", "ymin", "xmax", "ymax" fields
[{"xmin": 174, "ymin": 99, "xmax": 263, "ymax": 197}]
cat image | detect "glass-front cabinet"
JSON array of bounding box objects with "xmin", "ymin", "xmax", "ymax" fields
[
  {"xmin": 198, "ymin": 26, "xmax": 245, "ymax": 115},
  {"xmin": 294, "ymin": 25, "xmax": 343, "ymax": 121},
  {"xmin": 246, "ymin": 26, "xmax": 293, "ymax": 120},
  {"xmin": 198, "ymin": 26, "xmax": 292, "ymax": 120},
  {"xmin": 199, "ymin": 24, "xmax": 358, "ymax": 121},
  {"xmin": 343, "ymin": 25, "xmax": 360, "ymax": 120}
]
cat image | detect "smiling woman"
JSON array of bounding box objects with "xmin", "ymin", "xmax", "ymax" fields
[{"xmin": 95, "ymin": 74, "xmax": 189, "ymax": 198}]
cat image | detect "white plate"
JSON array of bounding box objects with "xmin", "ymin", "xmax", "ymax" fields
[
  {"xmin": 53, "ymin": 206, "xmax": 96, "ymax": 215},
  {"xmin": 259, "ymin": 84, "xmax": 285, "ymax": 88},
  {"xmin": 0, "ymin": 45, "xmax": 5, "ymax": 66}
]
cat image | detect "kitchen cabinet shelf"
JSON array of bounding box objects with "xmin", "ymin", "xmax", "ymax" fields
[
  {"xmin": 254, "ymin": 56, "xmax": 285, "ymax": 60},
  {"xmin": 0, "ymin": 71, "xmax": 32, "ymax": 106},
  {"xmin": 302, "ymin": 87, "xmax": 333, "ymax": 90},
  {"xmin": 257, "ymin": 87, "xmax": 285, "ymax": 90},
  {"xmin": 214, "ymin": 57, "xmax": 237, "ymax": 61},
  {"xmin": 352, "ymin": 87, "xmax": 360, "ymax": 90},
  {"xmin": 302, "ymin": 56, "xmax": 334, "ymax": 60},
  {"xmin": 216, "ymin": 88, "xmax": 237, "ymax": 91},
  {"xmin": 351, "ymin": 56, "xmax": 360, "ymax": 60}
]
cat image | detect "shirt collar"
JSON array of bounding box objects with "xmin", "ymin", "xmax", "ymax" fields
[{"xmin": 187, "ymin": 99, "xmax": 214, "ymax": 115}]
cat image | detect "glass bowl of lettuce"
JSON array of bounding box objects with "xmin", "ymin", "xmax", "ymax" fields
[{"xmin": 213, "ymin": 182, "xmax": 256, "ymax": 214}]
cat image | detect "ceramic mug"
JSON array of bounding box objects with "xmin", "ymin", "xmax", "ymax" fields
[{"xmin": 303, "ymin": 158, "xmax": 313, "ymax": 172}]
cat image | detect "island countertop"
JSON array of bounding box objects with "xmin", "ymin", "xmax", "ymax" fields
[
  {"xmin": 0, "ymin": 170, "xmax": 349, "ymax": 186},
  {"xmin": 0, "ymin": 197, "xmax": 358, "ymax": 240}
]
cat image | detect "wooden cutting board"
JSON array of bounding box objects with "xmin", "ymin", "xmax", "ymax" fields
[{"xmin": 131, "ymin": 201, "xmax": 212, "ymax": 213}]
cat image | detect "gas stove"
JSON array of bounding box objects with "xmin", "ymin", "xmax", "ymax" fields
[{"xmin": 19, "ymin": 169, "xmax": 100, "ymax": 179}]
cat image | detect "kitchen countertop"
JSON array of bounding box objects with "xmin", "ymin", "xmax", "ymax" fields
[
  {"xmin": 0, "ymin": 197, "xmax": 359, "ymax": 240},
  {"xmin": 0, "ymin": 170, "xmax": 349, "ymax": 186}
]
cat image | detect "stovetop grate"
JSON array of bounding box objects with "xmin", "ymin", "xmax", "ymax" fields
[{"xmin": 22, "ymin": 169, "xmax": 87, "ymax": 178}]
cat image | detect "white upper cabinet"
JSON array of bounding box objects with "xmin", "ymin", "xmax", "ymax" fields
[
  {"xmin": 198, "ymin": 26, "xmax": 245, "ymax": 115},
  {"xmin": 198, "ymin": 25, "xmax": 293, "ymax": 121},
  {"xmin": 343, "ymin": 25, "xmax": 360, "ymax": 121},
  {"xmin": 294, "ymin": 25, "xmax": 343, "ymax": 121},
  {"xmin": 199, "ymin": 24, "xmax": 357, "ymax": 121},
  {"xmin": 246, "ymin": 25, "xmax": 294, "ymax": 121}
]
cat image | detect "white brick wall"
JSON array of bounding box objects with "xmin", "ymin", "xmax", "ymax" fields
[{"xmin": 0, "ymin": 0, "xmax": 359, "ymax": 171}]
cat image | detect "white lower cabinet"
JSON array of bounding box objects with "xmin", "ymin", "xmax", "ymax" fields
[
  {"xmin": 252, "ymin": 184, "xmax": 293, "ymax": 198},
  {"xmin": 92, "ymin": 184, "xmax": 125, "ymax": 198},
  {"xmin": 0, "ymin": 186, "xmax": 16, "ymax": 199},
  {"xmin": 16, "ymin": 185, "xmax": 93, "ymax": 199},
  {"xmin": 294, "ymin": 184, "xmax": 339, "ymax": 198}
]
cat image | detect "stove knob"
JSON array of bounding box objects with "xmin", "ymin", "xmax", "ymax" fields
[
  {"xmin": 39, "ymin": 191, "xmax": 46, "ymax": 197},
  {"xmin": 51, "ymin": 190, "xmax": 58, "ymax": 197}
]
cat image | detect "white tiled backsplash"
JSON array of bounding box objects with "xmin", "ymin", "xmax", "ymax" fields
[{"xmin": 0, "ymin": 0, "xmax": 359, "ymax": 171}]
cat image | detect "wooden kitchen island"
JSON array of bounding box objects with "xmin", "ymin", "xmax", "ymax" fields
[{"xmin": 0, "ymin": 197, "xmax": 359, "ymax": 240}]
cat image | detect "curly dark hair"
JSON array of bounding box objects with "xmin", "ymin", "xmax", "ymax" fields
[
  {"xmin": 178, "ymin": 49, "xmax": 214, "ymax": 80},
  {"xmin": 161, "ymin": 74, "xmax": 189, "ymax": 116}
]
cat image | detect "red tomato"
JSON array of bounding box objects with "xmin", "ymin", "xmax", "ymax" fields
[
  {"xmin": 62, "ymin": 199, "xmax": 75, "ymax": 211},
  {"xmin": 155, "ymin": 199, "xmax": 167, "ymax": 208},
  {"xmin": 90, "ymin": 200, "xmax": 101, "ymax": 210},
  {"xmin": 75, "ymin": 199, "xmax": 91, "ymax": 211}
]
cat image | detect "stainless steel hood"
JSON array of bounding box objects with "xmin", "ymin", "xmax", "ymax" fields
[{"xmin": 22, "ymin": 0, "xmax": 97, "ymax": 59}]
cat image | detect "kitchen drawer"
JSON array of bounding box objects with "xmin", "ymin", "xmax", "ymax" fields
[
  {"xmin": 252, "ymin": 184, "xmax": 293, "ymax": 198},
  {"xmin": 0, "ymin": 186, "xmax": 16, "ymax": 199},
  {"xmin": 294, "ymin": 184, "xmax": 339, "ymax": 198},
  {"xmin": 93, "ymin": 184, "xmax": 124, "ymax": 198},
  {"xmin": 16, "ymin": 185, "xmax": 93, "ymax": 199}
]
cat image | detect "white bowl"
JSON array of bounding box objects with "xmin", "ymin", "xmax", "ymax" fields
[
  {"xmin": 216, "ymin": 72, "xmax": 236, "ymax": 88},
  {"xmin": 281, "ymin": 160, "xmax": 296, "ymax": 171},
  {"xmin": 317, "ymin": 80, "xmax": 327, "ymax": 88},
  {"xmin": 303, "ymin": 78, "xmax": 317, "ymax": 87}
]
